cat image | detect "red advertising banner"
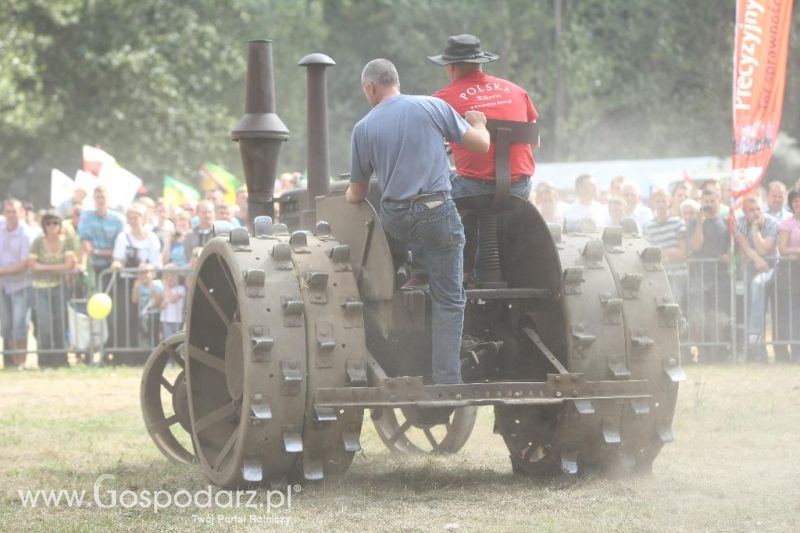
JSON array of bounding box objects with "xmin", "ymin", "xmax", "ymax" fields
[{"xmin": 732, "ymin": 0, "xmax": 794, "ymax": 198}]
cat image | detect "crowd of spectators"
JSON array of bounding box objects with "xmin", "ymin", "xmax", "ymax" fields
[
  {"xmin": 530, "ymin": 175, "xmax": 800, "ymax": 364},
  {"xmin": 0, "ymin": 172, "xmax": 303, "ymax": 369},
  {"xmin": 1, "ymin": 169, "xmax": 798, "ymax": 368}
]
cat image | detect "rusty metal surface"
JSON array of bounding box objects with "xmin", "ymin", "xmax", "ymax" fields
[
  {"xmin": 298, "ymin": 53, "xmax": 335, "ymax": 227},
  {"xmin": 185, "ymin": 234, "xmax": 308, "ymax": 487},
  {"xmin": 495, "ymin": 226, "xmax": 682, "ymax": 476},
  {"xmin": 290, "ymin": 224, "xmax": 367, "ymax": 480},
  {"xmin": 140, "ymin": 333, "xmax": 195, "ymax": 465},
  {"xmin": 315, "ymin": 375, "xmax": 650, "ymax": 408},
  {"xmin": 316, "ymin": 194, "xmax": 394, "ymax": 301}
]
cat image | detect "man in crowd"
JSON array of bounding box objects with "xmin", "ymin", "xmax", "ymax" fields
[
  {"xmin": 429, "ymin": 34, "xmax": 537, "ymax": 200},
  {"xmin": 764, "ymin": 180, "xmax": 791, "ymax": 221},
  {"xmin": 0, "ymin": 199, "xmax": 32, "ymax": 369},
  {"xmin": 621, "ymin": 179, "xmax": 654, "ymax": 228},
  {"xmin": 57, "ymin": 188, "xmax": 87, "ymax": 219},
  {"xmin": 563, "ymin": 174, "xmax": 606, "ymax": 230},
  {"xmin": 184, "ymin": 200, "xmax": 215, "ymax": 264},
  {"xmin": 644, "ymin": 188, "xmax": 689, "ymax": 359},
  {"xmin": 346, "ymin": 58, "xmax": 490, "ymax": 385},
  {"xmin": 602, "ymin": 195, "xmax": 639, "ymax": 232},
  {"xmin": 533, "ymin": 181, "xmax": 567, "ymax": 225},
  {"xmin": 669, "ymin": 183, "xmax": 690, "ymax": 218},
  {"xmin": 735, "ymin": 196, "xmax": 780, "ymax": 362},
  {"xmin": 688, "ymin": 187, "xmax": 732, "ymax": 363},
  {"xmin": 78, "ymin": 185, "xmax": 124, "ymax": 281}
]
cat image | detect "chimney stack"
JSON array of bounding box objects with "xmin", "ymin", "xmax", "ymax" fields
[
  {"xmin": 298, "ymin": 53, "xmax": 335, "ymax": 228},
  {"xmin": 232, "ymin": 40, "xmax": 290, "ymax": 228}
]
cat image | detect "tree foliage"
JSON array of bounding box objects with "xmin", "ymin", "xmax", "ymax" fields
[{"xmin": 1, "ymin": 1, "xmax": 799, "ymax": 203}]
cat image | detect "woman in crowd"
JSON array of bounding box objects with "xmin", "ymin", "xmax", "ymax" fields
[
  {"xmin": 777, "ymin": 189, "xmax": 800, "ymax": 362},
  {"xmin": 28, "ymin": 212, "xmax": 76, "ymax": 368},
  {"xmin": 163, "ymin": 209, "xmax": 190, "ymax": 268},
  {"xmin": 110, "ymin": 203, "xmax": 162, "ymax": 360}
]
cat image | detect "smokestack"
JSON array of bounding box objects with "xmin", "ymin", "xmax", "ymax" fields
[
  {"xmin": 298, "ymin": 53, "xmax": 335, "ymax": 228},
  {"xmin": 232, "ymin": 40, "xmax": 290, "ymax": 228}
]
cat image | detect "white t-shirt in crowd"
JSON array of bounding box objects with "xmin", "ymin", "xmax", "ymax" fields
[
  {"xmin": 112, "ymin": 230, "xmax": 162, "ymax": 268},
  {"xmin": 563, "ymin": 200, "xmax": 606, "ymax": 228}
]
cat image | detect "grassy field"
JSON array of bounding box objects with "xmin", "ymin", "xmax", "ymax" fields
[{"xmin": 0, "ymin": 364, "xmax": 799, "ymax": 532}]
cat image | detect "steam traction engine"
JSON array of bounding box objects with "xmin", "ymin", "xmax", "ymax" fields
[{"xmin": 140, "ymin": 40, "xmax": 684, "ymax": 487}]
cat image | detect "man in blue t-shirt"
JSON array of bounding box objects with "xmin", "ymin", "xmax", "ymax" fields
[{"xmin": 347, "ymin": 58, "xmax": 490, "ymax": 385}]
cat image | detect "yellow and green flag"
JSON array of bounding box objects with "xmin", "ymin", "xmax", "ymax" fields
[
  {"xmin": 200, "ymin": 162, "xmax": 242, "ymax": 204},
  {"xmin": 163, "ymin": 176, "xmax": 201, "ymax": 206}
]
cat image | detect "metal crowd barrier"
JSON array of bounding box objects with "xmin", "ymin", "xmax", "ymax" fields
[
  {"xmin": 683, "ymin": 257, "xmax": 736, "ymax": 362},
  {"xmin": 0, "ymin": 270, "xmax": 105, "ymax": 368},
  {"xmin": 96, "ymin": 266, "xmax": 192, "ymax": 365},
  {"xmin": 741, "ymin": 256, "xmax": 800, "ymax": 362}
]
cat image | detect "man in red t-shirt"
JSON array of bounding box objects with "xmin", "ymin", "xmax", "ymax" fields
[{"xmin": 429, "ymin": 34, "xmax": 538, "ymax": 200}]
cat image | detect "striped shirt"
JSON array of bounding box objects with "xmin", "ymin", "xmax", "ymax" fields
[
  {"xmin": 78, "ymin": 210, "xmax": 124, "ymax": 269},
  {"xmin": 735, "ymin": 214, "xmax": 779, "ymax": 255},
  {"xmin": 643, "ymin": 216, "xmax": 686, "ymax": 251}
]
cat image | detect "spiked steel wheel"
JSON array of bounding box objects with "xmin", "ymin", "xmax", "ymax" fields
[
  {"xmin": 140, "ymin": 332, "xmax": 195, "ymax": 464},
  {"xmin": 184, "ymin": 224, "xmax": 367, "ymax": 487},
  {"xmin": 496, "ymin": 228, "xmax": 683, "ymax": 476},
  {"xmin": 372, "ymin": 407, "xmax": 478, "ymax": 455}
]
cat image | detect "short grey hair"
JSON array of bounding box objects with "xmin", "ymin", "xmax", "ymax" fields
[{"xmin": 361, "ymin": 59, "xmax": 399, "ymax": 87}]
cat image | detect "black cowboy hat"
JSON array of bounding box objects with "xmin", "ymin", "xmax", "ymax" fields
[{"xmin": 428, "ymin": 34, "xmax": 499, "ymax": 66}]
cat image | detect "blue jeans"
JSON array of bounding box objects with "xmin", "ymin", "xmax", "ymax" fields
[
  {"xmin": 450, "ymin": 174, "xmax": 532, "ymax": 200},
  {"xmin": 0, "ymin": 287, "xmax": 30, "ymax": 341},
  {"xmin": 380, "ymin": 197, "xmax": 465, "ymax": 384},
  {"xmin": 746, "ymin": 268, "xmax": 774, "ymax": 341}
]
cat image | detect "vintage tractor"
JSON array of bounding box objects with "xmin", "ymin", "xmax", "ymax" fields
[{"xmin": 140, "ymin": 40, "xmax": 683, "ymax": 487}]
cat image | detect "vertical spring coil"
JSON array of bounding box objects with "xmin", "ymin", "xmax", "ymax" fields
[{"xmin": 478, "ymin": 214, "xmax": 503, "ymax": 282}]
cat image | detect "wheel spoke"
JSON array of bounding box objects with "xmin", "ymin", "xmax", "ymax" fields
[
  {"xmin": 160, "ymin": 376, "xmax": 174, "ymax": 394},
  {"xmin": 152, "ymin": 414, "xmax": 179, "ymax": 431},
  {"xmin": 386, "ymin": 419, "xmax": 412, "ymax": 447},
  {"xmin": 187, "ymin": 344, "xmax": 225, "ymax": 373},
  {"xmin": 165, "ymin": 344, "xmax": 185, "ymax": 368},
  {"xmin": 215, "ymin": 254, "xmax": 238, "ymax": 296},
  {"xmin": 213, "ymin": 431, "xmax": 238, "ymax": 470},
  {"xmin": 197, "ymin": 278, "xmax": 231, "ymax": 329},
  {"xmin": 195, "ymin": 402, "xmax": 237, "ymax": 433},
  {"xmin": 423, "ymin": 428, "xmax": 440, "ymax": 451}
]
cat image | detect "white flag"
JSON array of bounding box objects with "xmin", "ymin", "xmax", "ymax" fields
[
  {"xmin": 98, "ymin": 164, "xmax": 142, "ymax": 210},
  {"xmin": 50, "ymin": 169, "xmax": 75, "ymax": 208}
]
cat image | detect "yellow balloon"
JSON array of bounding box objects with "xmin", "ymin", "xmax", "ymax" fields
[{"xmin": 87, "ymin": 293, "xmax": 113, "ymax": 320}]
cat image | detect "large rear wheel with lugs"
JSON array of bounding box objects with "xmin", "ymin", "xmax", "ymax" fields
[
  {"xmin": 496, "ymin": 226, "xmax": 683, "ymax": 476},
  {"xmin": 184, "ymin": 222, "xmax": 368, "ymax": 487}
]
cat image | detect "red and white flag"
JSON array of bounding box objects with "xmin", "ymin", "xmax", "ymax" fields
[
  {"xmin": 82, "ymin": 145, "xmax": 117, "ymax": 177},
  {"xmin": 731, "ymin": 0, "xmax": 794, "ymax": 198}
]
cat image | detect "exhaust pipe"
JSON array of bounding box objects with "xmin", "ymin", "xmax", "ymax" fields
[
  {"xmin": 232, "ymin": 40, "xmax": 290, "ymax": 228},
  {"xmin": 298, "ymin": 53, "xmax": 335, "ymax": 228}
]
